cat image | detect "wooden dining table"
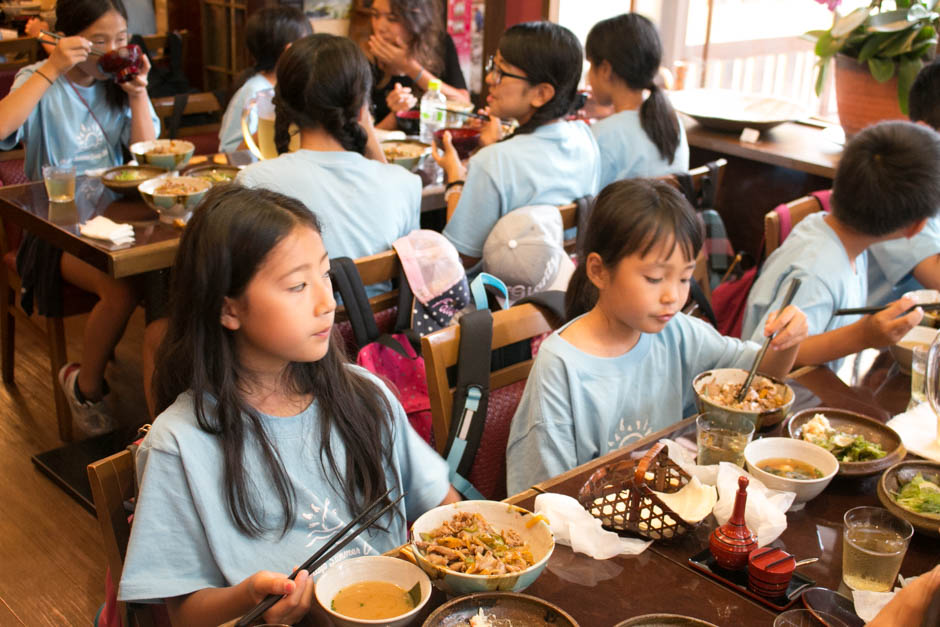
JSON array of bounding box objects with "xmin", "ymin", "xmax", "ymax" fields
[{"xmin": 393, "ymin": 360, "xmax": 939, "ymax": 626}]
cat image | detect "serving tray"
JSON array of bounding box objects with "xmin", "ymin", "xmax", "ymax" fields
[{"xmin": 688, "ymin": 548, "xmax": 814, "ymax": 611}]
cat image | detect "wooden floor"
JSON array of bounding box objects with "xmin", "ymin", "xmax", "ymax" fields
[{"xmin": 0, "ymin": 307, "xmax": 149, "ymax": 625}]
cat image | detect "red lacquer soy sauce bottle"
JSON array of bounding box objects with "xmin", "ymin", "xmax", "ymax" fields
[{"xmin": 709, "ymin": 475, "xmax": 758, "ymax": 570}]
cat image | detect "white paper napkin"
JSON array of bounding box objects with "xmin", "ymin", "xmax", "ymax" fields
[
  {"xmin": 80, "ymin": 216, "xmax": 135, "ymax": 245},
  {"xmin": 533, "ymin": 492, "xmax": 652, "ymax": 560},
  {"xmin": 886, "ymin": 401, "xmax": 940, "ymax": 462},
  {"xmin": 713, "ymin": 463, "xmax": 796, "ymax": 546}
]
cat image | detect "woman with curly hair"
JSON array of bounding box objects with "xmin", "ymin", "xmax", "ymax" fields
[{"xmin": 364, "ymin": 0, "xmax": 470, "ymax": 129}]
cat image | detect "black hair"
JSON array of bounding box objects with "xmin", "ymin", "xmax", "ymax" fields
[
  {"xmin": 273, "ymin": 33, "xmax": 373, "ymax": 155},
  {"xmin": 153, "ymin": 184, "xmax": 397, "ymax": 538},
  {"xmin": 245, "ymin": 6, "xmax": 313, "ymax": 73},
  {"xmin": 365, "ymin": 0, "xmax": 444, "ymax": 76},
  {"xmin": 831, "ymin": 121, "xmax": 940, "ymax": 237},
  {"xmin": 909, "ymin": 59, "xmax": 940, "ymax": 131},
  {"xmin": 497, "ymin": 21, "xmax": 583, "ymax": 136},
  {"xmin": 565, "ymin": 179, "xmax": 703, "ymax": 320},
  {"xmin": 56, "ymin": 0, "xmax": 128, "ymax": 111},
  {"xmin": 585, "ymin": 13, "xmax": 680, "ymax": 163}
]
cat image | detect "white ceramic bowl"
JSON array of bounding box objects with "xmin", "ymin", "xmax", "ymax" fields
[
  {"xmin": 314, "ymin": 555, "xmax": 431, "ymax": 627},
  {"xmin": 410, "ymin": 500, "xmax": 554, "ymax": 596},
  {"xmin": 130, "ymin": 139, "xmax": 196, "ymax": 170},
  {"xmin": 903, "ymin": 288, "xmax": 940, "ymax": 328},
  {"xmin": 138, "ymin": 176, "xmax": 211, "ymax": 223},
  {"xmin": 744, "ymin": 437, "xmax": 838, "ymax": 503},
  {"xmin": 889, "ymin": 324, "xmax": 938, "ymax": 374}
]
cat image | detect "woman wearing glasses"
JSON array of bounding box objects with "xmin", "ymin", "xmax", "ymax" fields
[
  {"xmin": 433, "ymin": 21, "xmax": 600, "ymax": 265},
  {"xmin": 364, "ymin": 0, "xmax": 470, "ymax": 130}
]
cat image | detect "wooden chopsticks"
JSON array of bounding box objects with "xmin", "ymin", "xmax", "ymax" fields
[
  {"xmin": 38, "ymin": 30, "xmax": 103, "ymax": 56},
  {"xmin": 834, "ymin": 303, "xmax": 940, "ymax": 316}
]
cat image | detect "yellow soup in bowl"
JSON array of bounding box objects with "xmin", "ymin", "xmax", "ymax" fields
[{"xmin": 332, "ymin": 581, "xmax": 414, "ymax": 620}]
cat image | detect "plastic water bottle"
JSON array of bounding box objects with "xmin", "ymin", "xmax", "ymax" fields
[{"xmin": 419, "ymin": 78, "xmax": 446, "ymax": 144}]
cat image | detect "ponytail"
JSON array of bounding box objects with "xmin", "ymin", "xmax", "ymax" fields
[
  {"xmin": 639, "ymin": 84, "xmax": 681, "ymax": 163},
  {"xmin": 564, "ymin": 263, "xmax": 598, "ymax": 320}
]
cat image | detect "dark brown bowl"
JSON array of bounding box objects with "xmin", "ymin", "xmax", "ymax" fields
[
  {"xmin": 101, "ymin": 164, "xmax": 166, "ymax": 195},
  {"xmin": 877, "ymin": 460, "xmax": 940, "ymax": 537},
  {"xmin": 434, "ymin": 127, "xmax": 480, "ymax": 161},
  {"xmin": 396, "ymin": 109, "xmax": 421, "ymax": 135},
  {"xmin": 784, "ymin": 408, "xmax": 905, "ymax": 477},
  {"xmin": 422, "ymin": 592, "xmax": 578, "ymax": 627}
]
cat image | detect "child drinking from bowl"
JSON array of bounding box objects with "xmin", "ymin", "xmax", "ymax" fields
[
  {"xmin": 0, "ymin": 0, "xmax": 158, "ymax": 436},
  {"xmin": 119, "ymin": 185, "xmax": 459, "ymax": 626},
  {"xmin": 505, "ymin": 179, "xmax": 808, "ymax": 495},
  {"xmin": 217, "ymin": 6, "xmax": 312, "ymax": 153},
  {"xmin": 433, "ymin": 21, "xmax": 600, "ymax": 265},
  {"xmin": 585, "ymin": 13, "xmax": 689, "ymax": 189}
]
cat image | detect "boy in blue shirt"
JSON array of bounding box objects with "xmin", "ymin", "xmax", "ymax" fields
[{"xmin": 742, "ymin": 121, "xmax": 940, "ymax": 369}]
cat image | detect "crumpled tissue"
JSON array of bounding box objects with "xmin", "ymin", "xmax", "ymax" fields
[
  {"xmin": 80, "ymin": 216, "xmax": 135, "ymax": 246},
  {"xmin": 887, "ymin": 401, "xmax": 940, "ymax": 462},
  {"xmin": 534, "ymin": 492, "xmax": 652, "ymax": 560}
]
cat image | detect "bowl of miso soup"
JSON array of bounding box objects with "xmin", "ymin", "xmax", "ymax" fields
[
  {"xmin": 744, "ymin": 437, "xmax": 838, "ymax": 503},
  {"xmin": 315, "ymin": 555, "xmax": 431, "ymax": 627}
]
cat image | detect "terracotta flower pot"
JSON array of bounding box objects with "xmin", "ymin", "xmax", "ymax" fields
[{"xmin": 834, "ymin": 54, "xmax": 906, "ymax": 140}]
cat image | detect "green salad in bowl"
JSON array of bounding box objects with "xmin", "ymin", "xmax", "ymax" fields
[
  {"xmin": 800, "ymin": 413, "xmax": 886, "ymax": 462},
  {"xmin": 894, "ymin": 473, "xmax": 940, "ymax": 515}
]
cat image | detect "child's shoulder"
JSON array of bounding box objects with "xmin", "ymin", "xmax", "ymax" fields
[{"xmin": 144, "ymin": 391, "xmax": 209, "ymax": 451}]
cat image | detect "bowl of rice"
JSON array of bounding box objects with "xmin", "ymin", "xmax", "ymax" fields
[
  {"xmin": 692, "ymin": 368, "xmax": 794, "ymax": 430},
  {"xmin": 138, "ymin": 176, "xmax": 211, "ymax": 223},
  {"xmin": 130, "ymin": 139, "xmax": 196, "ymax": 170}
]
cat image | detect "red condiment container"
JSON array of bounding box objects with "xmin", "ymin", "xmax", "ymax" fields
[
  {"xmin": 434, "ymin": 127, "xmax": 480, "ymax": 160},
  {"xmin": 709, "ymin": 475, "xmax": 758, "ymax": 570},
  {"xmin": 747, "ymin": 546, "xmax": 796, "ymax": 597}
]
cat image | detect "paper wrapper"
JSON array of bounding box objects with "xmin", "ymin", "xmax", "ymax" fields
[
  {"xmin": 887, "ymin": 402, "xmax": 940, "ymax": 462},
  {"xmin": 534, "ymin": 492, "xmax": 652, "ymax": 560}
]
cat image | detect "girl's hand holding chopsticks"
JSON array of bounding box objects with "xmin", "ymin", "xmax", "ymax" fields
[
  {"xmin": 42, "ymin": 33, "xmax": 95, "ymax": 78},
  {"xmin": 477, "ymin": 107, "xmax": 504, "ymax": 146},
  {"xmin": 243, "ymin": 568, "xmax": 316, "ymax": 625},
  {"xmin": 862, "ymin": 296, "xmax": 923, "ymax": 348},
  {"xmin": 762, "ymin": 304, "xmax": 808, "ymax": 351}
]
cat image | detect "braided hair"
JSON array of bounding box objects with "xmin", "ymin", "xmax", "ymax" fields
[
  {"xmin": 497, "ymin": 22, "xmax": 583, "ymax": 136},
  {"xmin": 273, "ymin": 34, "xmax": 373, "ymax": 155}
]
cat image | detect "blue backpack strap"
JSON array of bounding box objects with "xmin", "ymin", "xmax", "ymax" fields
[
  {"xmin": 444, "ymin": 385, "xmax": 485, "ymax": 500},
  {"xmin": 470, "ymin": 272, "xmax": 508, "ymax": 311}
]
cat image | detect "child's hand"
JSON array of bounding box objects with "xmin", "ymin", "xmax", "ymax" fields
[
  {"xmin": 431, "ymin": 130, "xmax": 466, "ymax": 183},
  {"xmin": 48, "ymin": 35, "xmax": 93, "ymax": 75},
  {"xmin": 368, "ymin": 34, "xmax": 413, "ymax": 77},
  {"xmin": 864, "ymin": 296, "xmax": 924, "ymax": 348},
  {"xmin": 119, "ymin": 52, "xmax": 150, "ymax": 96},
  {"xmin": 764, "ymin": 305, "xmax": 808, "ymax": 351},
  {"xmin": 385, "ymin": 82, "xmax": 416, "ymax": 114},
  {"xmin": 477, "ymin": 107, "xmax": 503, "ymax": 146},
  {"xmin": 246, "ymin": 568, "xmax": 315, "ymax": 625}
]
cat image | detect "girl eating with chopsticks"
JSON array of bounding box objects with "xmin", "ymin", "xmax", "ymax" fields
[
  {"xmin": 433, "ymin": 21, "xmax": 600, "ymax": 265},
  {"xmin": 119, "ymin": 185, "xmax": 459, "ymax": 626},
  {"xmin": 505, "ymin": 179, "xmax": 809, "ymax": 495},
  {"xmin": 0, "ymin": 0, "xmax": 158, "ymax": 437}
]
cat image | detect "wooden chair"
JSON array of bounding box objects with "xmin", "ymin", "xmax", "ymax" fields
[
  {"xmin": 422, "ymin": 303, "xmax": 562, "ymax": 498},
  {"xmin": 87, "ymin": 449, "xmax": 158, "ymax": 627},
  {"xmin": 764, "ymin": 194, "xmax": 826, "ymax": 258},
  {"xmin": 139, "ymin": 30, "xmax": 189, "ymax": 66},
  {"xmin": 334, "ymin": 249, "xmax": 403, "ymax": 355},
  {"xmin": 0, "ymin": 218, "xmax": 97, "ymax": 442},
  {"xmin": 0, "ymin": 36, "xmax": 39, "ymax": 73},
  {"xmin": 151, "ymin": 92, "xmax": 223, "ymax": 155}
]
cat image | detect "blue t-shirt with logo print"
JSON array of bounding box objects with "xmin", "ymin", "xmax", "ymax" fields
[{"xmin": 0, "ymin": 62, "xmax": 160, "ymax": 181}]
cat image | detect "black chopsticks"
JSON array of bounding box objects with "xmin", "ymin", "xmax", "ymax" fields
[
  {"xmin": 834, "ymin": 302, "xmax": 940, "ymax": 316},
  {"xmin": 39, "ymin": 30, "xmax": 103, "ymax": 56},
  {"xmin": 233, "ymin": 488, "xmax": 404, "ymax": 627}
]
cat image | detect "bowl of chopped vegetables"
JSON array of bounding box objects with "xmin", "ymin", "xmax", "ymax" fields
[
  {"xmin": 693, "ymin": 368, "xmax": 795, "ymax": 430},
  {"xmin": 130, "ymin": 139, "xmax": 196, "ymax": 170},
  {"xmin": 101, "ymin": 165, "xmax": 166, "ymax": 195},
  {"xmin": 785, "ymin": 409, "xmax": 905, "ymax": 477},
  {"xmin": 409, "ymin": 500, "xmax": 554, "ymax": 596},
  {"xmin": 877, "ymin": 461, "xmax": 940, "ymax": 536}
]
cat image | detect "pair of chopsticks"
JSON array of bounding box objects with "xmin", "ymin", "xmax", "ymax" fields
[
  {"xmin": 436, "ymin": 107, "xmax": 518, "ymax": 132},
  {"xmin": 834, "ymin": 302, "xmax": 940, "ymax": 316},
  {"xmin": 234, "ymin": 488, "xmax": 405, "ymax": 627},
  {"xmin": 38, "ymin": 30, "xmax": 103, "ymax": 56}
]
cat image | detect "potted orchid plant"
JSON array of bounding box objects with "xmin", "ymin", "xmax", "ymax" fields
[{"xmin": 808, "ymin": 0, "xmax": 938, "ymax": 118}]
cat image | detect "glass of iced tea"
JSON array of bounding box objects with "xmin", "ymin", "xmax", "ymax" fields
[
  {"xmin": 696, "ymin": 412, "xmax": 755, "ymax": 467},
  {"xmin": 42, "ymin": 162, "xmax": 76, "ymax": 204},
  {"xmin": 842, "ymin": 506, "xmax": 913, "ymax": 592}
]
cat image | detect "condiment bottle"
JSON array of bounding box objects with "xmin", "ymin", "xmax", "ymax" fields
[{"xmin": 709, "ymin": 475, "xmax": 758, "ymax": 570}]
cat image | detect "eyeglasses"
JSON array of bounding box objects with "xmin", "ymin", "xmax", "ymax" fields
[{"xmin": 485, "ymin": 55, "xmax": 530, "ymax": 85}]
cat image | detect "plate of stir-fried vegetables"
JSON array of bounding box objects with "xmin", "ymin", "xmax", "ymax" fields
[{"xmin": 410, "ymin": 501, "xmax": 554, "ymax": 595}]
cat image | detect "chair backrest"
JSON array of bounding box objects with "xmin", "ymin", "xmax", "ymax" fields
[
  {"xmin": 0, "ymin": 37, "xmax": 39, "ymax": 73},
  {"xmin": 151, "ymin": 91, "xmax": 223, "ymax": 154},
  {"xmin": 334, "ymin": 249, "xmax": 403, "ymax": 355},
  {"xmin": 764, "ymin": 195, "xmax": 825, "ymax": 258},
  {"xmin": 139, "ymin": 30, "xmax": 189, "ymax": 65}
]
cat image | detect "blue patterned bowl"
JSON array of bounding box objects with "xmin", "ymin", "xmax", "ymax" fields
[
  {"xmin": 130, "ymin": 139, "xmax": 195, "ymax": 170},
  {"xmin": 410, "ymin": 500, "xmax": 554, "ymax": 596},
  {"xmin": 138, "ymin": 176, "xmax": 211, "ymax": 223}
]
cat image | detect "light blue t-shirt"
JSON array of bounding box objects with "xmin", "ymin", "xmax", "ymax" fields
[
  {"xmin": 119, "ymin": 366, "xmax": 450, "ymax": 603},
  {"xmin": 866, "ymin": 216, "xmax": 940, "ymax": 306},
  {"xmin": 236, "ymin": 150, "xmax": 420, "ymax": 294},
  {"xmin": 443, "ymin": 120, "xmax": 601, "ymax": 257},
  {"xmin": 742, "ymin": 212, "xmax": 867, "ymax": 371},
  {"xmin": 0, "ymin": 62, "xmax": 161, "ymax": 180},
  {"xmin": 591, "ymin": 109, "xmax": 690, "ymax": 190},
  {"xmin": 505, "ymin": 313, "xmax": 760, "ymax": 494},
  {"xmin": 218, "ymin": 73, "xmax": 273, "ymax": 153}
]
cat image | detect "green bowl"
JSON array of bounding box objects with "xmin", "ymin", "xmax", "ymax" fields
[
  {"xmin": 138, "ymin": 176, "xmax": 211, "ymax": 223},
  {"xmin": 101, "ymin": 164, "xmax": 166, "ymax": 196},
  {"xmin": 381, "ymin": 139, "xmax": 430, "ymax": 171},
  {"xmin": 130, "ymin": 139, "xmax": 196, "ymax": 171}
]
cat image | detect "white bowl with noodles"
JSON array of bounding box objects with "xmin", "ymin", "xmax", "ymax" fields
[
  {"xmin": 744, "ymin": 437, "xmax": 838, "ymax": 503},
  {"xmin": 409, "ymin": 500, "xmax": 554, "ymax": 596},
  {"xmin": 130, "ymin": 139, "xmax": 196, "ymax": 170},
  {"xmin": 138, "ymin": 176, "xmax": 211, "ymax": 223},
  {"xmin": 314, "ymin": 555, "xmax": 431, "ymax": 627}
]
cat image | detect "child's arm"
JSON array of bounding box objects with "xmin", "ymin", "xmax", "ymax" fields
[
  {"xmin": 795, "ymin": 297, "xmax": 923, "ymax": 366},
  {"xmin": 120, "ymin": 53, "xmax": 157, "ymax": 144},
  {"xmin": 359, "ymin": 103, "xmax": 388, "ymax": 164},
  {"xmin": 0, "ymin": 36, "xmax": 92, "ymax": 139},
  {"xmin": 755, "ymin": 305, "xmax": 808, "ymax": 378},
  {"xmin": 912, "ymin": 253, "xmax": 940, "ymax": 291},
  {"xmin": 165, "ymin": 568, "xmax": 314, "ymax": 627}
]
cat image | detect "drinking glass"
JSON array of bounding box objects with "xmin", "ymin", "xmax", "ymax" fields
[
  {"xmin": 842, "ymin": 506, "xmax": 913, "ymax": 592},
  {"xmin": 695, "ymin": 412, "xmax": 755, "ymax": 466},
  {"xmin": 42, "ymin": 162, "xmax": 76, "ymax": 203},
  {"xmin": 910, "ymin": 343, "xmax": 928, "ymax": 409},
  {"xmin": 773, "ymin": 609, "xmax": 847, "ymax": 627},
  {"xmin": 924, "ymin": 332, "xmax": 940, "ymax": 445}
]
